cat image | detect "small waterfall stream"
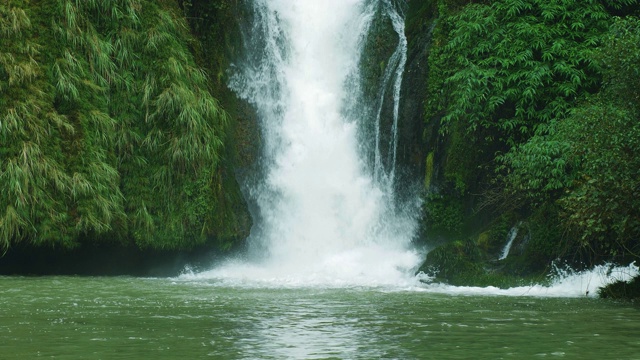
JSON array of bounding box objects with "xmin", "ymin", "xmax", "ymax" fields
[
  {"xmin": 373, "ymin": 0, "xmax": 408, "ymax": 191},
  {"xmin": 499, "ymin": 223, "xmax": 521, "ymax": 260}
]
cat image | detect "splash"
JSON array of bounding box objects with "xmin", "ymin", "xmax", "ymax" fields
[{"xmin": 415, "ymin": 262, "xmax": 639, "ymax": 298}]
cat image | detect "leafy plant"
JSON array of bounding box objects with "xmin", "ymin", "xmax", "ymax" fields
[
  {"xmin": 435, "ymin": 0, "xmax": 612, "ymax": 146},
  {"xmin": 1, "ymin": 4, "xmax": 76, "ymax": 249},
  {"xmin": 501, "ymin": 16, "xmax": 640, "ymax": 261}
]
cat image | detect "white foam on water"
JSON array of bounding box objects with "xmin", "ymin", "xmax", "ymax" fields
[
  {"xmin": 180, "ymin": 261, "xmax": 639, "ymax": 298},
  {"xmin": 415, "ymin": 262, "xmax": 639, "ymax": 298},
  {"xmin": 184, "ymin": 245, "xmax": 423, "ymax": 288}
]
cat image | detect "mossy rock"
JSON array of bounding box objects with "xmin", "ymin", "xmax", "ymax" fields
[
  {"xmin": 476, "ymin": 231, "xmax": 491, "ymax": 252},
  {"xmin": 418, "ymin": 239, "xmax": 483, "ymax": 283},
  {"xmin": 599, "ymin": 276, "xmax": 640, "ymax": 300},
  {"xmin": 478, "ymin": 212, "xmax": 518, "ymax": 257},
  {"xmin": 517, "ymin": 205, "xmax": 568, "ymax": 271},
  {"xmin": 417, "ymin": 236, "xmax": 545, "ymax": 288},
  {"xmin": 422, "ymin": 192, "xmax": 465, "ymax": 241}
]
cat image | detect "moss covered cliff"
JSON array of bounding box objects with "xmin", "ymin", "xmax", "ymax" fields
[{"xmin": 0, "ymin": 0, "xmax": 255, "ymax": 274}]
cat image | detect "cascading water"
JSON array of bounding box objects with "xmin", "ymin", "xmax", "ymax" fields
[
  {"xmin": 372, "ymin": 1, "xmax": 407, "ymax": 191},
  {"xmin": 499, "ymin": 223, "xmax": 521, "ymax": 261},
  {"xmin": 183, "ymin": 0, "xmax": 639, "ymax": 296},
  {"xmin": 202, "ymin": 0, "xmax": 421, "ymax": 286}
]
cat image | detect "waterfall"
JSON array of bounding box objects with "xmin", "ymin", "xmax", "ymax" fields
[
  {"xmin": 499, "ymin": 223, "xmax": 521, "ymax": 261},
  {"xmin": 212, "ymin": 0, "xmax": 420, "ymax": 286},
  {"xmin": 373, "ymin": 0, "xmax": 408, "ymax": 192}
]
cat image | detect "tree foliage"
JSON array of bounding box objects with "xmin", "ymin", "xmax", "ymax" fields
[
  {"xmin": 501, "ymin": 16, "xmax": 640, "ymax": 259},
  {"xmin": 431, "ymin": 0, "xmax": 615, "ymax": 145},
  {"xmin": 425, "ymin": 0, "xmax": 640, "ymax": 267}
]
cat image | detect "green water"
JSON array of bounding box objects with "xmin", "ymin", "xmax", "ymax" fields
[{"xmin": 1, "ymin": 277, "xmax": 639, "ymax": 359}]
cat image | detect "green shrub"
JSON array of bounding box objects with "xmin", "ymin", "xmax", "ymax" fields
[
  {"xmin": 433, "ymin": 0, "xmax": 614, "ymax": 146},
  {"xmin": 502, "ymin": 17, "xmax": 640, "ymax": 261},
  {"xmin": 423, "ymin": 193, "xmax": 465, "ymax": 238}
]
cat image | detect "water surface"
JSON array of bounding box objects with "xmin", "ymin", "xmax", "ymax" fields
[{"xmin": 1, "ymin": 276, "xmax": 639, "ymax": 359}]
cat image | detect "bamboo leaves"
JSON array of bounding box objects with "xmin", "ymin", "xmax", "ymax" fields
[
  {"xmin": 426, "ymin": 0, "xmax": 640, "ymax": 262},
  {"xmin": 436, "ymin": 0, "xmax": 610, "ymax": 143},
  {"xmin": 1, "ymin": 4, "xmax": 76, "ymax": 249},
  {"xmin": 127, "ymin": 3, "xmax": 228, "ymax": 248},
  {"xmin": 0, "ymin": 7, "xmax": 30, "ymax": 37},
  {"xmin": 1, "ymin": 0, "xmax": 230, "ymax": 251}
]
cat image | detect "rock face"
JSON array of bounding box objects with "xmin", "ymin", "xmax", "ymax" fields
[
  {"xmin": 395, "ymin": 1, "xmax": 547, "ymax": 283},
  {"xmin": 398, "ymin": 0, "xmax": 547, "ymax": 283},
  {"xmin": 396, "ymin": 0, "xmax": 437, "ymax": 190},
  {"xmin": 355, "ymin": 0, "xmax": 436, "ymax": 216}
]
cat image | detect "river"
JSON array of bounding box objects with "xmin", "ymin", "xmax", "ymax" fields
[{"xmin": 1, "ymin": 276, "xmax": 639, "ymax": 359}]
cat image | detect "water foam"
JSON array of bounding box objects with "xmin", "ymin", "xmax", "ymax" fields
[
  {"xmin": 415, "ymin": 262, "xmax": 639, "ymax": 298},
  {"xmin": 180, "ymin": 262, "xmax": 639, "ymax": 298},
  {"xmin": 183, "ymin": 246, "xmax": 422, "ymax": 288}
]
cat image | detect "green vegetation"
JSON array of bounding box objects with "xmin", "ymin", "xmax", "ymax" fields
[
  {"xmin": 501, "ymin": 16, "xmax": 640, "ymax": 263},
  {"xmin": 418, "ymin": 238, "xmax": 543, "ymax": 288},
  {"xmin": 421, "ymin": 0, "xmax": 640, "ymax": 290},
  {"xmin": 422, "ymin": 193, "xmax": 465, "ymax": 239},
  {"xmin": 419, "ymin": 239, "xmax": 484, "ymax": 284},
  {"xmin": 1, "ymin": 0, "xmax": 246, "ymax": 253},
  {"xmin": 439, "ymin": 1, "xmax": 607, "ymax": 140},
  {"xmin": 599, "ymin": 276, "xmax": 640, "ymax": 299}
]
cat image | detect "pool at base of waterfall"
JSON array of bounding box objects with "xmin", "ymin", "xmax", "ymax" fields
[{"xmin": 1, "ymin": 276, "xmax": 639, "ymax": 359}]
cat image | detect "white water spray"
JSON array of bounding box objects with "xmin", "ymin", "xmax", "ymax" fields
[
  {"xmin": 208, "ymin": 0, "xmax": 420, "ymax": 286},
  {"xmin": 416, "ymin": 262, "xmax": 639, "ymax": 298}
]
